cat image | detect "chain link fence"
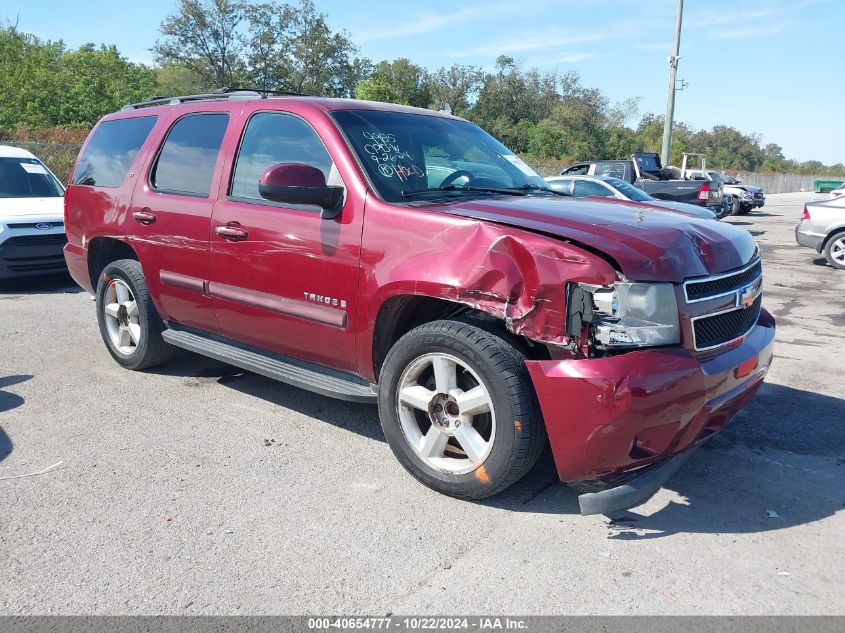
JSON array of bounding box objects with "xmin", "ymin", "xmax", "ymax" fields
[{"xmin": 0, "ymin": 139, "xmax": 82, "ymax": 184}]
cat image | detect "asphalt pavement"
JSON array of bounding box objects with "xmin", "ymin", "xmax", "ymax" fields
[{"xmin": 1, "ymin": 192, "xmax": 843, "ymax": 615}]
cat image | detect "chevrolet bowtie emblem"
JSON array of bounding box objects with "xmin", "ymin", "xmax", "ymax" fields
[{"xmin": 738, "ymin": 278, "xmax": 762, "ymax": 308}]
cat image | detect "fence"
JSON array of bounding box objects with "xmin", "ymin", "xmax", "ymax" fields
[
  {"xmin": 1, "ymin": 139, "xmax": 82, "ymax": 184},
  {"xmin": 736, "ymin": 172, "xmax": 841, "ymax": 194}
]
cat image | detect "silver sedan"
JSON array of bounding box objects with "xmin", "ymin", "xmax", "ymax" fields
[
  {"xmin": 545, "ymin": 175, "xmax": 719, "ymax": 220},
  {"xmin": 796, "ymin": 196, "xmax": 845, "ymax": 269}
]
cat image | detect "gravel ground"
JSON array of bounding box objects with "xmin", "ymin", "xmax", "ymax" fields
[{"xmin": 1, "ymin": 192, "xmax": 843, "ymax": 615}]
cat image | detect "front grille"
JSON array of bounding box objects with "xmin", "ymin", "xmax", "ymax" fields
[
  {"xmin": 685, "ymin": 260, "xmax": 762, "ymax": 301},
  {"xmin": 1, "ymin": 234, "xmax": 67, "ymax": 247},
  {"xmin": 692, "ymin": 295, "xmax": 762, "ymax": 350},
  {"xmin": 753, "ymin": 192, "xmax": 764, "ymax": 201}
]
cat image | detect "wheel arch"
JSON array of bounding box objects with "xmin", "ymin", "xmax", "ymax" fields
[
  {"xmin": 370, "ymin": 293, "xmax": 550, "ymax": 382},
  {"xmin": 87, "ymin": 237, "xmax": 139, "ymax": 290}
]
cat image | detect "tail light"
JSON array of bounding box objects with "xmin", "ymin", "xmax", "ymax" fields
[
  {"xmin": 697, "ymin": 184, "xmax": 710, "ymax": 201},
  {"xmin": 802, "ymin": 206, "xmax": 811, "ymax": 220}
]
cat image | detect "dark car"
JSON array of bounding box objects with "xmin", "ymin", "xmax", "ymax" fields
[{"xmin": 63, "ymin": 90, "xmax": 774, "ymax": 515}]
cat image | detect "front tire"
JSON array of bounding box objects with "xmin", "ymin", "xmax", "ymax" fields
[
  {"xmin": 378, "ymin": 320, "xmax": 546, "ymax": 499},
  {"xmin": 96, "ymin": 259, "xmax": 173, "ymax": 370},
  {"xmin": 824, "ymin": 231, "xmax": 845, "ymax": 270},
  {"xmin": 730, "ymin": 198, "xmax": 741, "ymax": 216}
]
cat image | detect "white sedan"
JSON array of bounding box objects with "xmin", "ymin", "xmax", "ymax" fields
[{"xmin": 829, "ymin": 183, "xmax": 845, "ymax": 199}]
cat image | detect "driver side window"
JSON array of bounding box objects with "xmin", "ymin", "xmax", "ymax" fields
[{"xmin": 230, "ymin": 112, "xmax": 338, "ymax": 201}]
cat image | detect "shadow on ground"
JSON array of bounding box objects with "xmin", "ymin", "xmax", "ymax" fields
[
  {"xmin": 151, "ymin": 354, "xmax": 845, "ymax": 536},
  {"xmin": 0, "ymin": 273, "xmax": 81, "ymax": 295},
  {"xmin": 0, "ymin": 375, "xmax": 31, "ymax": 463}
]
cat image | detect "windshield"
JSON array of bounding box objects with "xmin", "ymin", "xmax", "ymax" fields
[
  {"xmin": 604, "ymin": 177, "xmax": 653, "ymax": 202},
  {"xmin": 0, "ymin": 157, "xmax": 64, "ymax": 198},
  {"xmin": 331, "ymin": 110, "xmax": 548, "ymax": 202}
]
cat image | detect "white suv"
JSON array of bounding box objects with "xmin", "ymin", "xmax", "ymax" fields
[{"xmin": 0, "ymin": 145, "xmax": 67, "ymax": 279}]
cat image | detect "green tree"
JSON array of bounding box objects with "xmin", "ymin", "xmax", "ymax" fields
[
  {"xmin": 426, "ymin": 64, "xmax": 484, "ymax": 116},
  {"xmin": 355, "ymin": 58, "xmax": 430, "ymax": 107},
  {"xmin": 153, "ymin": 0, "xmax": 247, "ymax": 88},
  {"xmin": 280, "ymin": 0, "xmax": 368, "ymax": 96}
]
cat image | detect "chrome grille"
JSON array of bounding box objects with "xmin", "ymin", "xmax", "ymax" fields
[
  {"xmin": 685, "ymin": 259, "xmax": 762, "ymax": 302},
  {"xmin": 692, "ymin": 295, "xmax": 762, "ymax": 351}
]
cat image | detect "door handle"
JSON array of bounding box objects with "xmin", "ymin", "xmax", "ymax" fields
[
  {"xmin": 215, "ymin": 224, "xmax": 249, "ymax": 241},
  {"xmin": 132, "ymin": 209, "xmax": 157, "ymax": 225}
]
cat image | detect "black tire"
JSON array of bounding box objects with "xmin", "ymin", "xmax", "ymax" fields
[
  {"xmin": 730, "ymin": 198, "xmax": 741, "ymax": 216},
  {"xmin": 378, "ymin": 320, "xmax": 546, "ymax": 499},
  {"xmin": 95, "ymin": 259, "xmax": 173, "ymax": 370},
  {"xmin": 736, "ymin": 202, "xmax": 751, "ymax": 216},
  {"xmin": 823, "ymin": 231, "xmax": 845, "ymax": 270}
]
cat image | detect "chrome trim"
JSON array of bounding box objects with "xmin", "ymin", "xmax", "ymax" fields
[
  {"xmin": 683, "ymin": 258, "xmax": 762, "ymax": 303},
  {"xmin": 689, "ymin": 300, "xmax": 761, "ymax": 352}
]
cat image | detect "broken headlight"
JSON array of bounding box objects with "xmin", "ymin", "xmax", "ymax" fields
[{"xmin": 567, "ymin": 282, "xmax": 680, "ymax": 348}]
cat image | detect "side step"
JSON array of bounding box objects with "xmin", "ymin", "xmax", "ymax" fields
[{"xmin": 162, "ymin": 328, "xmax": 378, "ymax": 404}]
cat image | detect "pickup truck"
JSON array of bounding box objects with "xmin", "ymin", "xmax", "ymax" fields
[
  {"xmin": 686, "ymin": 170, "xmax": 765, "ymax": 216},
  {"xmin": 560, "ymin": 152, "xmax": 725, "ymax": 213},
  {"xmin": 63, "ymin": 91, "xmax": 774, "ymax": 515}
]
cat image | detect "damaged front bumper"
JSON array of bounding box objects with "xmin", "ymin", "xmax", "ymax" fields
[{"xmin": 525, "ymin": 308, "xmax": 775, "ymax": 515}]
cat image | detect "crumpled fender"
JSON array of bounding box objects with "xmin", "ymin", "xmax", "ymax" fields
[{"xmin": 359, "ymin": 202, "xmax": 620, "ymax": 377}]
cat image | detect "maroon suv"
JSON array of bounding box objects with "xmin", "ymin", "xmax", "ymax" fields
[{"xmin": 63, "ymin": 90, "xmax": 775, "ymax": 514}]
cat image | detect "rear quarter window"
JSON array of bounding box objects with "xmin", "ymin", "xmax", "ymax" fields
[{"xmin": 73, "ymin": 116, "xmax": 158, "ymax": 187}]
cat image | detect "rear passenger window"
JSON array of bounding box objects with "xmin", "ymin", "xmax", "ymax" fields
[
  {"xmin": 230, "ymin": 112, "xmax": 336, "ymax": 201},
  {"xmin": 73, "ymin": 116, "xmax": 157, "ymax": 187},
  {"xmin": 151, "ymin": 113, "xmax": 229, "ymax": 197}
]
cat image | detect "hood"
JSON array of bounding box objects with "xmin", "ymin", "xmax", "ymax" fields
[
  {"xmin": 433, "ymin": 195, "xmax": 757, "ymax": 282},
  {"xmin": 637, "ymin": 199, "xmax": 718, "ymax": 220},
  {"xmin": 725, "ymin": 183, "xmax": 762, "ymax": 194},
  {"xmin": 0, "ymin": 196, "xmax": 64, "ymax": 219}
]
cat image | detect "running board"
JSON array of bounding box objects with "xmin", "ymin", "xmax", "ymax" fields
[{"xmin": 162, "ymin": 328, "xmax": 377, "ymax": 404}]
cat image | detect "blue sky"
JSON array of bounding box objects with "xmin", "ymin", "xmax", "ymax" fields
[{"xmin": 7, "ymin": 0, "xmax": 844, "ymax": 164}]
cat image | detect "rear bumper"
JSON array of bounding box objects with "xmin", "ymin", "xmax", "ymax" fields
[
  {"xmin": 795, "ymin": 222, "xmax": 825, "ymax": 252},
  {"xmin": 63, "ymin": 242, "xmax": 93, "ymax": 292},
  {"xmin": 0, "ymin": 232, "xmax": 68, "ymax": 279},
  {"xmin": 525, "ymin": 308, "xmax": 775, "ymax": 510}
]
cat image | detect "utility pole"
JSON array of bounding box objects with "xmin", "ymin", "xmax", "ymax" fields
[{"xmin": 661, "ymin": 0, "xmax": 684, "ymax": 167}]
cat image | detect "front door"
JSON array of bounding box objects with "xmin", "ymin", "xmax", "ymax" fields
[{"xmin": 208, "ymin": 108, "xmax": 362, "ymax": 373}]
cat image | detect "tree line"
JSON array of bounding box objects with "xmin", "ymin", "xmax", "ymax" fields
[{"xmin": 1, "ymin": 0, "xmax": 842, "ymax": 176}]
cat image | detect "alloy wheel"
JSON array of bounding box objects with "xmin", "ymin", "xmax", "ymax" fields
[
  {"xmin": 396, "ymin": 353, "xmax": 496, "ymax": 475},
  {"xmin": 103, "ymin": 278, "xmax": 141, "ymax": 355}
]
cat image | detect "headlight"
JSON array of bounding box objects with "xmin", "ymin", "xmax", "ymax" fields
[
  {"xmin": 740, "ymin": 191, "xmax": 754, "ymax": 200},
  {"xmin": 567, "ymin": 282, "xmax": 680, "ymax": 348}
]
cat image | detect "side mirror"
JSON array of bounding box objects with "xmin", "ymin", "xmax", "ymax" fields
[{"xmin": 258, "ymin": 163, "xmax": 344, "ymax": 219}]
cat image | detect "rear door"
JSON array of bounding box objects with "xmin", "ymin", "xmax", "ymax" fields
[{"xmin": 128, "ymin": 104, "xmax": 234, "ymax": 333}]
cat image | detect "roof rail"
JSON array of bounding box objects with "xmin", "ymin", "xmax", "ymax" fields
[{"xmin": 121, "ymin": 86, "xmax": 308, "ymax": 110}]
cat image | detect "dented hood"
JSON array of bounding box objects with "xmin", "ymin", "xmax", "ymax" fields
[{"xmin": 433, "ymin": 195, "xmax": 757, "ymax": 282}]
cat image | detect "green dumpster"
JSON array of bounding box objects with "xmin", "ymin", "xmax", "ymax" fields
[{"xmin": 814, "ymin": 180, "xmax": 844, "ymax": 193}]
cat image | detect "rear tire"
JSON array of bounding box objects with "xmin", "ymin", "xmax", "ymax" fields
[
  {"xmin": 823, "ymin": 231, "xmax": 845, "ymax": 270},
  {"xmin": 378, "ymin": 320, "xmax": 546, "ymax": 499},
  {"xmin": 96, "ymin": 259, "xmax": 173, "ymax": 370}
]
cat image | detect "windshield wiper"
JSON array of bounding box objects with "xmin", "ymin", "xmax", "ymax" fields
[{"xmin": 517, "ymin": 184, "xmax": 568, "ymax": 196}]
